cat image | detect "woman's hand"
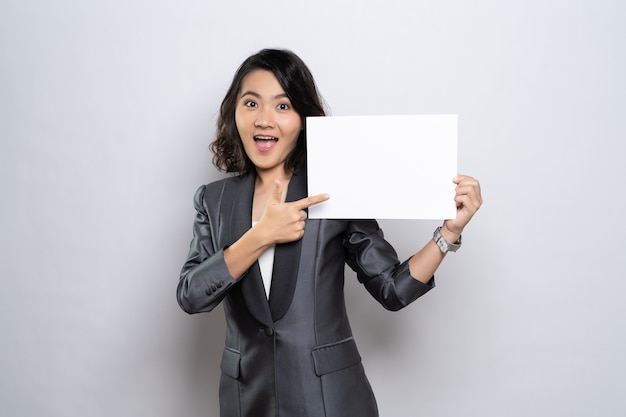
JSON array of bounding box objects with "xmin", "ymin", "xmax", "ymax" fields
[
  {"xmin": 258, "ymin": 180, "xmax": 329, "ymax": 244},
  {"xmin": 441, "ymin": 175, "xmax": 482, "ymax": 241},
  {"xmin": 223, "ymin": 180, "xmax": 329, "ymax": 280}
]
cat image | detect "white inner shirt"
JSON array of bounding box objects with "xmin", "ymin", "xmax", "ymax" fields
[{"xmin": 252, "ymin": 221, "xmax": 275, "ymax": 299}]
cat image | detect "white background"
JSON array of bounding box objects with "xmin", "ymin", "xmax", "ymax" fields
[{"xmin": 1, "ymin": 1, "xmax": 625, "ymax": 416}]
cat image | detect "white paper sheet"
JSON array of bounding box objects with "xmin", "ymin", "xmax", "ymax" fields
[{"xmin": 306, "ymin": 114, "xmax": 458, "ymax": 219}]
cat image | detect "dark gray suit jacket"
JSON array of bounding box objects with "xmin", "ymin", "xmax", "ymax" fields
[{"xmin": 177, "ymin": 168, "xmax": 434, "ymax": 417}]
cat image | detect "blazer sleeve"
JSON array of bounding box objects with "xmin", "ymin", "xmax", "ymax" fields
[
  {"xmin": 177, "ymin": 184, "xmax": 237, "ymax": 314},
  {"xmin": 344, "ymin": 220, "xmax": 435, "ymax": 311}
]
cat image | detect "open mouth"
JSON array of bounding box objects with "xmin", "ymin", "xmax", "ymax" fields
[{"xmin": 254, "ymin": 135, "xmax": 278, "ymax": 150}]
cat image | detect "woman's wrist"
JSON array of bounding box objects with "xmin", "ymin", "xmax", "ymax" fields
[{"xmin": 440, "ymin": 223, "xmax": 462, "ymax": 244}]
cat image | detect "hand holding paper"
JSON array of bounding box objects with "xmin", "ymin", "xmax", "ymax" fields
[{"xmin": 441, "ymin": 174, "xmax": 483, "ymax": 240}]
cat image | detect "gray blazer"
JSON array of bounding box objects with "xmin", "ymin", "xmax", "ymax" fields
[{"xmin": 177, "ymin": 168, "xmax": 434, "ymax": 417}]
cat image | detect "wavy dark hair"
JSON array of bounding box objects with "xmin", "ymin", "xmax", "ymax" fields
[{"xmin": 210, "ymin": 49, "xmax": 326, "ymax": 176}]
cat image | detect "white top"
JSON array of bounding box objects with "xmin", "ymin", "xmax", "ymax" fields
[{"xmin": 253, "ymin": 221, "xmax": 275, "ymax": 299}]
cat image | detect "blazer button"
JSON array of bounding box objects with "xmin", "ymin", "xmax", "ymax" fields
[{"xmin": 263, "ymin": 328, "xmax": 274, "ymax": 337}]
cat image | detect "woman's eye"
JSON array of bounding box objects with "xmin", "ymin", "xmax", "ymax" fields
[
  {"xmin": 244, "ymin": 100, "xmax": 257, "ymax": 108},
  {"xmin": 277, "ymin": 103, "xmax": 290, "ymax": 110}
]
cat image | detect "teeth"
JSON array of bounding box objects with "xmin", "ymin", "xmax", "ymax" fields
[{"xmin": 254, "ymin": 135, "xmax": 277, "ymax": 141}]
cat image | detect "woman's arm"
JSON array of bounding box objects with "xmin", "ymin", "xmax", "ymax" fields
[
  {"xmin": 408, "ymin": 174, "xmax": 482, "ymax": 283},
  {"xmin": 346, "ymin": 175, "xmax": 482, "ymax": 311},
  {"xmin": 177, "ymin": 184, "xmax": 236, "ymax": 314}
]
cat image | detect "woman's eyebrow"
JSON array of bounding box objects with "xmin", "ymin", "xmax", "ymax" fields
[
  {"xmin": 239, "ymin": 91, "xmax": 289, "ymax": 100},
  {"xmin": 240, "ymin": 90, "xmax": 259, "ymax": 98}
]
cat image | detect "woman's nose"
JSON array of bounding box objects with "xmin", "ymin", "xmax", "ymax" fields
[{"xmin": 255, "ymin": 108, "xmax": 274, "ymax": 128}]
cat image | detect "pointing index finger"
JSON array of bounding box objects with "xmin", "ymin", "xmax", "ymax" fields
[{"xmin": 292, "ymin": 193, "xmax": 330, "ymax": 210}]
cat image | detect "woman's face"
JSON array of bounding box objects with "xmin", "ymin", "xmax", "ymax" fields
[{"xmin": 235, "ymin": 69, "xmax": 302, "ymax": 176}]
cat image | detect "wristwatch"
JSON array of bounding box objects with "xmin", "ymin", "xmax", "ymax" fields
[{"xmin": 433, "ymin": 226, "xmax": 462, "ymax": 254}]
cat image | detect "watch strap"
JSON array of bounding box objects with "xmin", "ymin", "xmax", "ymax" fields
[{"xmin": 433, "ymin": 226, "xmax": 462, "ymax": 253}]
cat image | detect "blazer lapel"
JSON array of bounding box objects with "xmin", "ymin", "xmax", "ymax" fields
[
  {"xmin": 268, "ymin": 168, "xmax": 307, "ymax": 321},
  {"xmin": 221, "ymin": 174, "xmax": 273, "ymax": 329}
]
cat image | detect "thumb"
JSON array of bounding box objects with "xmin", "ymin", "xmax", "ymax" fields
[{"xmin": 270, "ymin": 180, "xmax": 286, "ymax": 204}]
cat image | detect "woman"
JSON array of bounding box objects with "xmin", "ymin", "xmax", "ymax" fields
[{"xmin": 177, "ymin": 49, "xmax": 482, "ymax": 417}]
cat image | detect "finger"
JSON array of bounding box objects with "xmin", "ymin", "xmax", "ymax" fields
[
  {"xmin": 454, "ymin": 174, "xmax": 478, "ymax": 186},
  {"xmin": 455, "ymin": 184, "xmax": 479, "ymax": 197},
  {"xmin": 292, "ymin": 193, "xmax": 330, "ymax": 210},
  {"xmin": 454, "ymin": 173, "xmax": 474, "ymax": 180},
  {"xmin": 270, "ymin": 180, "xmax": 286, "ymax": 204},
  {"xmin": 455, "ymin": 180, "xmax": 482, "ymax": 205},
  {"xmin": 455, "ymin": 194, "xmax": 480, "ymax": 213},
  {"xmin": 455, "ymin": 178, "xmax": 481, "ymax": 195}
]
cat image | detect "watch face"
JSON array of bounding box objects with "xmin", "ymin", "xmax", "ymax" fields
[
  {"xmin": 434, "ymin": 231, "xmax": 448, "ymax": 253},
  {"xmin": 434, "ymin": 227, "xmax": 460, "ymax": 253}
]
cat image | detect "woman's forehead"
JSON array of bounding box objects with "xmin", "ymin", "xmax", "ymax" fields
[{"xmin": 239, "ymin": 70, "xmax": 286, "ymax": 97}]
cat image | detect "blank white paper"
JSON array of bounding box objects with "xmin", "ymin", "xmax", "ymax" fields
[{"xmin": 306, "ymin": 114, "xmax": 458, "ymax": 219}]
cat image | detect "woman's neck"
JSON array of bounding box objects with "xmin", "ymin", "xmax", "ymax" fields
[{"xmin": 254, "ymin": 166, "xmax": 293, "ymax": 189}]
